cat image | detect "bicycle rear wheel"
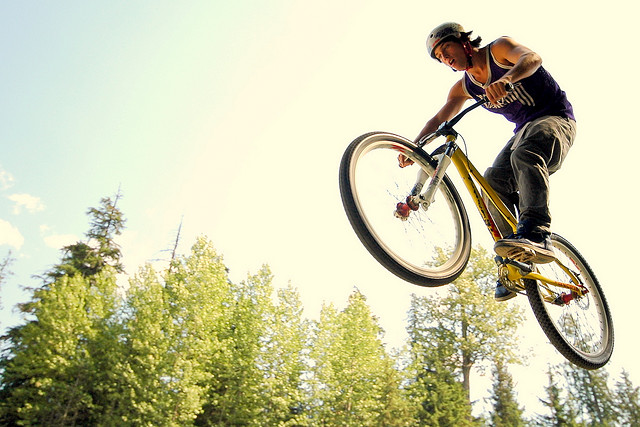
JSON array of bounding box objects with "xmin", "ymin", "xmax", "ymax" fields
[
  {"xmin": 525, "ymin": 234, "xmax": 614, "ymax": 369},
  {"xmin": 339, "ymin": 132, "xmax": 471, "ymax": 286}
]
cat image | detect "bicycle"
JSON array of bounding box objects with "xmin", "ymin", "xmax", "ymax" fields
[{"xmin": 338, "ymin": 93, "xmax": 614, "ymax": 370}]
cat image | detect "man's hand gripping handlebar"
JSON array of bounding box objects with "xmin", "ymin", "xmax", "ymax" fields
[{"xmin": 396, "ymin": 82, "xmax": 514, "ymax": 168}]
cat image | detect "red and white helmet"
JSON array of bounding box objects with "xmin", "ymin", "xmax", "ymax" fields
[{"xmin": 427, "ymin": 22, "xmax": 466, "ymax": 59}]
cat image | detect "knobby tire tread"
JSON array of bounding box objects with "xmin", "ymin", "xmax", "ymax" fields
[{"xmin": 524, "ymin": 234, "xmax": 614, "ymax": 370}]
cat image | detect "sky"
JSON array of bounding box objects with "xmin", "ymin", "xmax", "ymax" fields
[{"xmin": 1, "ymin": 0, "xmax": 638, "ymax": 416}]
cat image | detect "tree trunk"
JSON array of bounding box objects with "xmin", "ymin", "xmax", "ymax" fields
[{"xmin": 461, "ymin": 319, "xmax": 471, "ymax": 400}]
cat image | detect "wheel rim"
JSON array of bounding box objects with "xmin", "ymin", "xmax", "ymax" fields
[
  {"xmin": 347, "ymin": 134, "xmax": 469, "ymax": 280},
  {"xmin": 533, "ymin": 237, "xmax": 612, "ymax": 360}
]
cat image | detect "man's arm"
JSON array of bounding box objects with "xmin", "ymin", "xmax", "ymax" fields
[
  {"xmin": 415, "ymin": 81, "xmax": 469, "ymax": 142},
  {"xmin": 399, "ymin": 80, "xmax": 470, "ymax": 167},
  {"xmin": 485, "ymin": 36, "xmax": 542, "ymax": 104}
]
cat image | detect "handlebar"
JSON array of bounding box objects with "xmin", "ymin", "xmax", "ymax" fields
[{"xmin": 418, "ymin": 82, "xmax": 514, "ymax": 147}]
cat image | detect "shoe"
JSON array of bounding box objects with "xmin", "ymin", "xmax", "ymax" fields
[
  {"xmin": 494, "ymin": 232, "xmax": 555, "ymax": 264},
  {"xmin": 495, "ymin": 282, "xmax": 516, "ymax": 301}
]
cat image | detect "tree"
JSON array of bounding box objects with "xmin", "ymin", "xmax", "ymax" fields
[
  {"xmin": 0, "ymin": 271, "xmax": 121, "ymax": 425},
  {"xmin": 0, "ymin": 195, "xmax": 126, "ymax": 425},
  {"xmin": 488, "ymin": 359, "xmax": 525, "ymax": 427},
  {"xmin": 165, "ymin": 237, "xmax": 237, "ymax": 426},
  {"xmin": 404, "ymin": 340, "xmax": 474, "ymax": 426},
  {"xmin": 0, "ymin": 251, "xmax": 13, "ymax": 314},
  {"xmin": 0, "ymin": 251, "xmax": 12, "ymax": 284},
  {"xmin": 48, "ymin": 192, "xmax": 126, "ymax": 279},
  {"xmin": 258, "ymin": 283, "xmax": 311, "ymax": 426},
  {"xmin": 207, "ymin": 266, "xmax": 276, "ymax": 425},
  {"xmin": 613, "ymin": 369, "xmax": 640, "ymax": 425},
  {"xmin": 310, "ymin": 289, "xmax": 406, "ymax": 426},
  {"xmin": 109, "ymin": 261, "xmax": 211, "ymax": 425},
  {"xmin": 407, "ymin": 246, "xmax": 526, "ymax": 399},
  {"xmin": 534, "ymin": 364, "xmax": 582, "ymax": 427},
  {"xmin": 562, "ymin": 361, "xmax": 617, "ymax": 426}
]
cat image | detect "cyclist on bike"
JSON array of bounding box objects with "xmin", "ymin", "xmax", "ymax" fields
[{"xmin": 399, "ymin": 22, "xmax": 576, "ymax": 300}]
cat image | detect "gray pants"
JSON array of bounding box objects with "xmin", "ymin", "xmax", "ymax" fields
[{"xmin": 484, "ymin": 115, "xmax": 576, "ymax": 237}]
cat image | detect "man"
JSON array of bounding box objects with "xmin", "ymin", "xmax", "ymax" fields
[{"xmin": 400, "ymin": 23, "xmax": 576, "ymax": 301}]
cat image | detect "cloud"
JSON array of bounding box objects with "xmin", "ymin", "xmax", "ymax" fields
[
  {"xmin": 40, "ymin": 225, "xmax": 79, "ymax": 250},
  {"xmin": 8, "ymin": 193, "xmax": 45, "ymax": 214},
  {"xmin": 0, "ymin": 218, "xmax": 24, "ymax": 249},
  {"xmin": 43, "ymin": 233, "xmax": 78, "ymax": 249},
  {"xmin": 0, "ymin": 168, "xmax": 14, "ymax": 190}
]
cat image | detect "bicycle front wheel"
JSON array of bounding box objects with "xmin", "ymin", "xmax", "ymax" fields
[
  {"xmin": 525, "ymin": 234, "xmax": 614, "ymax": 369},
  {"xmin": 339, "ymin": 132, "xmax": 471, "ymax": 287}
]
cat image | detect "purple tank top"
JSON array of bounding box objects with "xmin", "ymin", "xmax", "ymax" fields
[{"xmin": 463, "ymin": 41, "xmax": 575, "ymax": 133}]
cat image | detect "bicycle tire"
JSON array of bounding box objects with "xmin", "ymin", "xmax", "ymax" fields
[
  {"xmin": 524, "ymin": 234, "xmax": 614, "ymax": 369},
  {"xmin": 339, "ymin": 132, "xmax": 471, "ymax": 286}
]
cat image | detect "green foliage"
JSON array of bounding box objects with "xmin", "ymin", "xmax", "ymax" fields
[
  {"xmin": 0, "ymin": 251, "xmax": 13, "ymax": 314},
  {"xmin": 562, "ymin": 361, "xmax": 617, "ymax": 426},
  {"xmin": 0, "ymin": 194, "xmax": 129, "ymax": 425},
  {"xmin": 613, "ymin": 369, "xmax": 640, "ymax": 425},
  {"xmin": 310, "ymin": 290, "xmax": 408, "ymax": 426},
  {"xmin": 535, "ymin": 364, "xmax": 583, "ymax": 427},
  {"xmin": 408, "ymin": 246, "xmax": 526, "ymax": 397},
  {"xmin": 258, "ymin": 283, "xmax": 311, "ymax": 426},
  {"xmin": 48, "ymin": 193, "xmax": 126, "ymax": 280},
  {"xmin": 0, "ymin": 270, "xmax": 121, "ymax": 425},
  {"xmin": 198, "ymin": 264, "xmax": 275, "ymax": 425},
  {"xmin": 404, "ymin": 343, "xmax": 474, "ymax": 426},
  {"xmin": 1, "ymin": 199, "xmax": 639, "ymax": 425},
  {"xmin": 0, "ymin": 251, "xmax": 12, "ymax": 287},
  {"xmin": 489, "ymin": 359, "xmax": 525, "ymax": 427}
]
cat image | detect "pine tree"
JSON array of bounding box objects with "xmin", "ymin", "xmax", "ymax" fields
[
  {"xmin": 0, "ymin": 271, "xmax": 121, "ymax": 425},
  {"xmin": 310, "ymin": 290, "xmax": 405, "ymax": 426},
  {"xmin": 404, "ymin": 341, "xmax": 474, "ymax": 426},
  {"xmin": 489, "ymin": 359, "xmax": 525, "ymax": 427},
  {"xmin": 0, "ymin": 251, "xmax": 13, "ymax": 314},
  {"xmin": 377, "ymin": 351, "xmax": 413, "ymax": 427},
  {"xmin": 165, "ymin": 237, "xmax": 236, "ymax": 426},
  {"xmin": 535, "ymin": 365, "xmax": 582, "ymax": 426},
  {"xmin": 47, "ymin": 193, "xmax": 126, "ymax": 279},
  {"xmin": 613, "ymin": 369, "xmax": 640, "ymax": 425},
  {"xmin": 192, "ymin": 261, "xmax": 281, "ymax": 426},
  {"xmin": 562, "ymin": 361, "xmax": 617, "ymax": 425},
  {"xmin": 109, "ymin": 262, "xmax": 210, "ymax": 425},
  {"xmin": 258, "ymin": 283, "xmax": 311, "ymax": 426},
  {"xmin": 0, "ymin": 195, "xmax": 126, "ymax": 425}
]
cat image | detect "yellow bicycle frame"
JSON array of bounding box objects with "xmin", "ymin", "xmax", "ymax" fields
[{"xmin": 442, "ymin": 135, "xmax": 586, "ymax": 299}]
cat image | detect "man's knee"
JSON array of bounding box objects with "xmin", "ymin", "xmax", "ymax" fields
[{"xmin": 485, "ymin": 166, "xmax": 510, "ymax": 191}]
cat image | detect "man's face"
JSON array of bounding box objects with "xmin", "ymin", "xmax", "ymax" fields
[{"xmin": 433, "ymin": 40, "xmax": 466, "ymax": 71}]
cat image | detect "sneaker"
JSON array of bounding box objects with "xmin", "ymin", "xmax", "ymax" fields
[
  {"xmin": 494, "ymin": 282, "xmax": 517, "ymax": 301},
  {"xmin": 494, "ymin": 232, "xmax": 555, "ymax": 264}
]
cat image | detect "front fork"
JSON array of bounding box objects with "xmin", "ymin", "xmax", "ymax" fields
[{"xmin": 395, "ymin": 138, "xmax": 457, "ymax": 220}]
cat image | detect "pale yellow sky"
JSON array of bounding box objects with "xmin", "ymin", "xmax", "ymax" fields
[{"xmin": 1, "ymin": 0, "xmax": 637, "ymax": 415}]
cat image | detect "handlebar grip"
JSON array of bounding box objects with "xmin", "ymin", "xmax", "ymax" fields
[{"xmin": 418, "ymin": 132, "xmax": 438, "ymax": 147}]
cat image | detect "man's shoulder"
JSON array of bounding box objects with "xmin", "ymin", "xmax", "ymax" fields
[{"xmin": 489, "ymin": 37, "xmax": 516, "ymax": 52}]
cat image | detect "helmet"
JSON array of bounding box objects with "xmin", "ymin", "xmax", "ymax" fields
[{"xmin": 427, "ymin": 22, "xmax": 465, "ymax": 59}]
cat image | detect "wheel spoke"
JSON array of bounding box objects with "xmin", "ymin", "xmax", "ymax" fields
[{"xmin": 526, "ymin": 235, "xmax": 613, "ymax": 368}]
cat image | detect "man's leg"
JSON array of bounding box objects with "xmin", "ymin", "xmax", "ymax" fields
[
  {"xmin": 494, "ymin": 116, "xmax": 576, "ymax": 263},
  {"xmin": 484, "ymin": 138, "xmax": 521, "ymax": 301},
  {"xmin": 484, "ymin": 138, "xmax": 519, "ymax": 238}
]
